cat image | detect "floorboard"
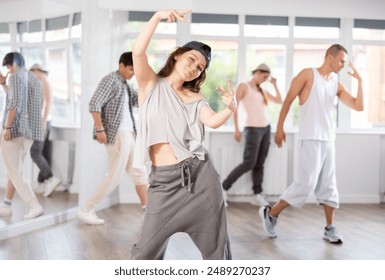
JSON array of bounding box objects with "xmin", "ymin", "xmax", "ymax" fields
[{"xmin": 0, "ymin": 202, "xmax": 384, "ymax": 260}]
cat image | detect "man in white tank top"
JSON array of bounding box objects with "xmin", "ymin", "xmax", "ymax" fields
[{"xmin": 259, "ymin": 44, "xmax": 364, "ymax": 244}]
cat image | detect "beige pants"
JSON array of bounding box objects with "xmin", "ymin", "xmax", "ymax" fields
[
  {"xmin": 83, "ymin": 130, "xmax": 148, "ymax": 211},
  {"xmin": 1, "ymin": 136, "xmax": 40, "ymax": 208}
]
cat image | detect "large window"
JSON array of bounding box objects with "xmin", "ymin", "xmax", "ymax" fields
[
  {"xmin": 124, "ymin": 12, "xmax": 384, "ymax": 130},
  {"xmin": 14, "ymin": 13, "xmax": 81, "ymax": 125}
]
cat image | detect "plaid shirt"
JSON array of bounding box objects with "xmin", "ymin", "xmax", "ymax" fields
[
  {"xmin": 2, "ymin": 69, "xmax": 44, "ymax": 141},
  {"xmin": 89, "ymin": 71, "xmax": 138, "ymax": 144}
]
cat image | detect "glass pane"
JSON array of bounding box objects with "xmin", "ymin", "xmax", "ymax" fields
[
  {"xmin": 293, "ymin": 44, "xmax": 336, "ymax": 126},
  {"xmin": 46, "ymin": 48, "xmax": 69, "ymax": 124},
  {"xmin": 294, "ymin": 26, "xmax": 339, "ymax": 39},
  {"xmin": 72, "ymin": 43, "xmax": 81, "ymax": 125},
  {"xmin": 200, "ymin": 40, "xmax": 238, "ymax": 120},
  {"xmin": 20, "ymin": 47, "xmax": 44, "ymax": 69},
  {"xmin": 127, "ymin": 21, "xmax": 176, "ymax": 34},
  {"xmin": 46, "ymin": 28, "xmax": 69, "ymax": 41},
  {"xmin": 245, "ymin": 45, "xmax": 286, "ymax": 125},
  {"xmin": 353, "ymin": 28, "xmax": 385, "ymax": 40},
  {"xmin": 244, "ymin": 25, "xmax": 289, "ymax": 38},
  {"xmin": 351, "ymin": 45, "xmax": 385, "ymax": 128},
  {"xmin": 71, "ymin": 24, "xmax": 81, "ymax": 38},
  {"xmin": 17, "ymin": 21, "xmax": 43, "ymax": 43},
  {"xmin": 191, "ymin": 23, "xmax": 239, "ymax": 36},
  {"xmin": 293, "ymin": 44, "xmax": 329, "ymax": 75},
  {"xmin": 0, "ymin": 33, "xmax": 10, "ymax": 43}
]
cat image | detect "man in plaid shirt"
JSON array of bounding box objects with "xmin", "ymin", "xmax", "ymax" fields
[
  {"xmin": 0, "ymin": 52, "xmax": 45, "ymax": 219},
  {"xmin": 77, "ymin": 52, "xmax": 148, "ymax": 225}
]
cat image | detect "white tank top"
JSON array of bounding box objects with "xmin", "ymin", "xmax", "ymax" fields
[
  {"xmin": 242, "ymin": 83, "xmax": 269, "ymax": 127},
  {"xmin": 298, "ymin": 68, "xmax": 338, "ymax": 141}
]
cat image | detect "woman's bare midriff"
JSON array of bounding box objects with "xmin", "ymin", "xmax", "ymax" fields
[{"xmin": 150, "ymin": 143, "xmax": 179, "ymax": 166}]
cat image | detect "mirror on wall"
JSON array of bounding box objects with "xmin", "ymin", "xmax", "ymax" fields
[{"xmin": 0, "ymin": 4, "xmax": 81, "ymax": 232}]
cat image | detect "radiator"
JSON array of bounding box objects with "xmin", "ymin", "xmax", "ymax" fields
[{"xmin": 220, "ymin": 146, "xmax": 288, "ymax": 196}]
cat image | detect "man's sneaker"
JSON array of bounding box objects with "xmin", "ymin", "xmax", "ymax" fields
[
  {"xmin": 77, "ymin": 208, "xmax": 105, "ymax": 225},
  {"xmin": 33, "ymin": 182, "xmax": 46, "ymax": 194},
  {"xmin": 250, "ymin": 194, "xmax": 269, "ymax": 206},
  {"xmin": 0, "ymin": 204, "xmax": 12, "ymax": 217},
  {"xmin": 259, "ymin": 206, "xmax": 277, "ymax": 238},
  {"xmin": 44, "ymin": 176, "xmax": 61, "ymax": 197},
  {"xmin": 24, "ymin": 205, "xmax": 44, "ymax": 219},
  {"xmin": 323, "ymin": 225, "xmax": 343, "ymax": 244},
  {"xmin": 223, "ymin": 190, "xmax": 229, "ymax": 207}
]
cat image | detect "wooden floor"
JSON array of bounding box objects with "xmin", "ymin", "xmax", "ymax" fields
[{"xmin": 0, "ymin": 202, "xmax": 384, "ymax": 260}]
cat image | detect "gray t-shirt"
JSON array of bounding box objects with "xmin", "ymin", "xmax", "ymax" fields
[{"xmin": 133, "ymin": 77, "xmax": 208, "ymax": 167}]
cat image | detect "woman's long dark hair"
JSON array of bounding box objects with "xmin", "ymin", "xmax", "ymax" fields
[{"xmin": 157, "ymin": 47, "xmax": 207, "ymax": 93}]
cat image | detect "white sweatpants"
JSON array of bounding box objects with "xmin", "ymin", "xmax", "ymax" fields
[
  {"xmin": 281, "ymin": 140, "xmax": 339, "ymax": 208},
  {"xmin": 83, "ymin": 130, "xmax": 148, "ymax": 211}
]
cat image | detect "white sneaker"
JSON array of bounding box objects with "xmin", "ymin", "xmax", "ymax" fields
[
  {"xmin": 250, "ymin": 194, "xmax": 269, "ymax": 207},
  {"xmin": 44, "ymin": 176, "xmax": 61, "ymax": 197},
  {"xmin": 33, "ymin": 182, "xmax": 46, "ymax": 194},
  {"xmin": 24, "ymin": 205, "xmax": 44, "ymax": 219},
  {"xmin": 77, "ymin": 208, "xmax": 105, "ymax": 225},
  {"xmin": 0, "ymin": 204, "xmax": 12, "ymax": 217},
  {"xmin": 223, "ymin": 190, "xmax": 229, "ymax": 208}
]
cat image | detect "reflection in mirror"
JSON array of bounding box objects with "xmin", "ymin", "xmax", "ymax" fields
[{"xmin": 0, "ymin": 10, "xmax": 81, "ymax": 232}]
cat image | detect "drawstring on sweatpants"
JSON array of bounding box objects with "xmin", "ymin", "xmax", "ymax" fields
[{"xmin": 180, "ymin": 162, "xmax": 192, "ymax": 192}]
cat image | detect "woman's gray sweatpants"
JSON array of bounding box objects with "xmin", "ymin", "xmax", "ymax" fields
[{"xmin": 131, "ymin": 153, "xmax": 232, "ymax": 260}]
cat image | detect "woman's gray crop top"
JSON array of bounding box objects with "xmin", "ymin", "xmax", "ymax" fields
[{"xmin": 133, "ymin": 77, "xmax": 209, "ymax": 167}]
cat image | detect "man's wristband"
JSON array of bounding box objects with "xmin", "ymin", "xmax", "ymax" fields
[
  {"xmin": 0, "ymin": 81, "xmax": 6, "ymax": 85},
  {"xmin": 96, "ymin": 129, "xmax": 105, "ymax": 133},
  {"xmin": 5, "ymin": 127, "xmax": 11, "ymax": 129}
]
